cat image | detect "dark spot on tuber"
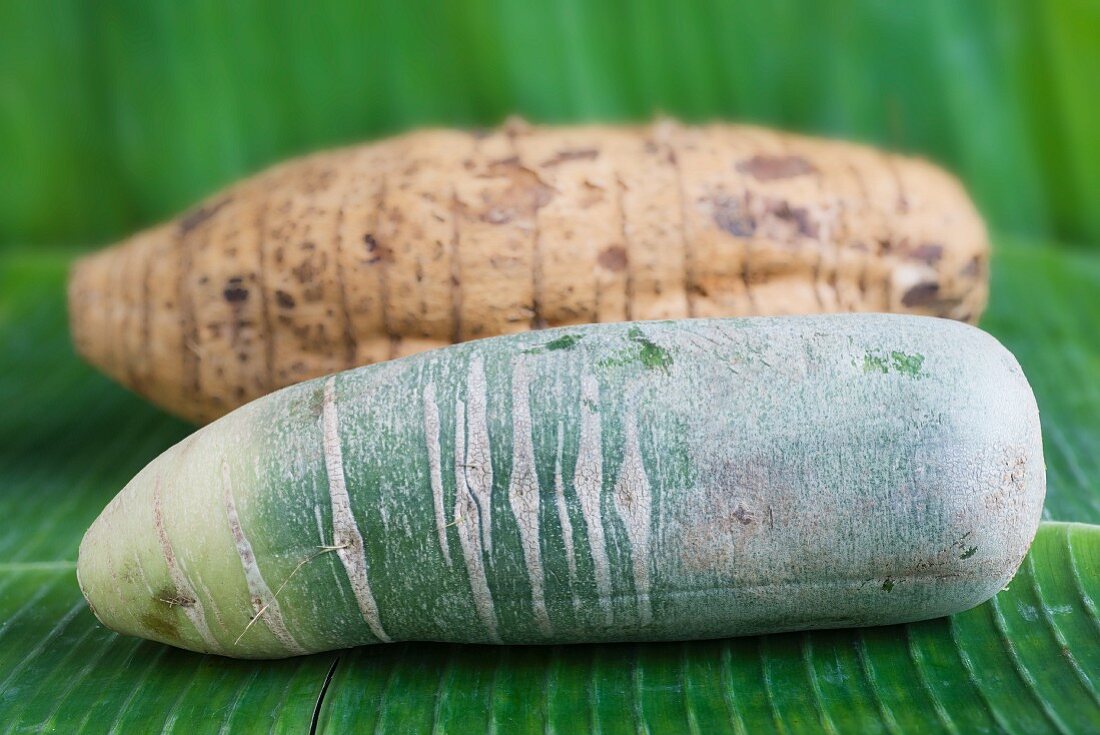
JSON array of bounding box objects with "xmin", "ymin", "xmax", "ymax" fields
[
  {"xmin": 223, "ymin": 280, "xmax": 249, "ymax": 303},
  {"xmin": 901, "ymin": 282, "xmax": 940, "ymax": 307},
  {"xmin": 275, "ymin": 290, "xmax": 296, "ymax": 309},
  {"xmin": 960, "ymin": 546, "xmax": 977, "ymax": 560},
  {"xmin": 736, "ymin": 155, "xmax": 816, "ymax": 181},
  {"xmin": 362, "ymin": 235, "xmax": 392, "ymax": 263},
  {"xmin": 909, "ymin": 243, "xmax": 944, "ymax": 264},
  {"xmin": 598, "ymin": 246, "xmax": 628, "ymax": 272},
  {"xmin": 768, "ymin": 201, "xmax": 818, "ymax": 238},
  {"xmin": 712, "ymin": 196, "xmax": 756, "ymax": 237},
  {"xmin": 290, "ymin": 258, "xmax": 316, "ymax": 281}
]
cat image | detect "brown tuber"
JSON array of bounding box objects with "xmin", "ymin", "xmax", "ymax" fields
[{"xmin": 69, "ymin": 119, "xmax": 989, "ymax": 423}]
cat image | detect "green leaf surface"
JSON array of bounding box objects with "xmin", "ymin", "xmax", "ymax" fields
[
  {"xmin": 0, "ymin": 525, "xmax": 1097, "ymax": 733},
  {"xmin": 0, "ymin": 238, "xmax": 1098, "ymax": 730},
  {"xmin": 3, "ymin": 1, "xmax": 1100, "ymax": 249}
]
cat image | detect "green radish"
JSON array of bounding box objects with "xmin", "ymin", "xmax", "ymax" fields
[{"xmin": 78, "ymin": 315, "xmax": 1044, "ymax": 659}]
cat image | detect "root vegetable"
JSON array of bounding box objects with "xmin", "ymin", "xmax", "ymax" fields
[
  {"xmin": 69, "ymin": 119, "xmax": 989, "ymax": 423},
  {"xmin": 78, "ymin": 314, "xmax": 1042, "ymax": 659}
]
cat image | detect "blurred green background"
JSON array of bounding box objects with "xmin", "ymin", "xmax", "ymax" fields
[
  {"xmin": 2, "ymin": 0, "xmax": 1099, "ymax": 251},
  {"xmin": 2, "ymin": 3, "xmax": 1100, "ymax": 730}
]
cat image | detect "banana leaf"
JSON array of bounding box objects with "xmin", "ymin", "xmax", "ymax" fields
[
  {"xmin": 0, "ymin": 238, "xmax": 1099, "ymax": 731},
  {"xmin": 0, "ymin": 522, "xmax": 1095, "ymax": 733}
]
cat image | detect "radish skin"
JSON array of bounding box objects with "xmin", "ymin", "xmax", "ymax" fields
[{"xmin": 77, "ymin": 314, "xmax": 1043, "ymax": 658}]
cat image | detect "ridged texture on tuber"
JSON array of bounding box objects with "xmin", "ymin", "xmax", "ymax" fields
[{"xmin": 69, "ymin": 120, "xmax": 989, "ymax": 423}]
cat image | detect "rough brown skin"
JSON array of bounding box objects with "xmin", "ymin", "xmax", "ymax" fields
[{"xmin": 69, "ymin": 119, "xmax": 989, "ymax": 423}]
